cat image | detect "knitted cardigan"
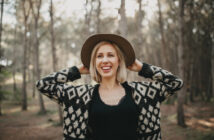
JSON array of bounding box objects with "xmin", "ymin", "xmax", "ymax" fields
[{"xmin": 36, "ymin": 63, "xmax": 183, "ymax": 140}]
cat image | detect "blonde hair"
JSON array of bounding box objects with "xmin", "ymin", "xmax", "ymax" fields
[{"xmin": 89, "ymin": 41, "xmax": 127, "ymax": 83}]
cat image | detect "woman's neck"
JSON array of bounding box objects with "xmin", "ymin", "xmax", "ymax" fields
[{"xmin": 100, "ymin": 77, "xmax": 119, "ymax": 90}]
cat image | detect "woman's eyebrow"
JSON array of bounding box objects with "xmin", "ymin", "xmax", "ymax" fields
[
  {"xmin": 97, "ymin": 51, "xmax": 115, "ymax": 54},
  {"xmin": 96, "ymin": 52, "xmax": 103, "ymax": 55}
]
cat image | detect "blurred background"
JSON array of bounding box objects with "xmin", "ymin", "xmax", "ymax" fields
[{"xmin": 0, "ymin": 0, "xmax": 213, "ymax": 139}]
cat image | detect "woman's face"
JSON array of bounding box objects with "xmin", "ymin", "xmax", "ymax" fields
[{"xmin": 95, "ymin": 43, "xmax": 119, "ymax": 80}]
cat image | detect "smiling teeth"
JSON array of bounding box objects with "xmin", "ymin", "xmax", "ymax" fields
[{"xmin": 102, "ymin": 67, "xmax": 111, "ymax": 70}]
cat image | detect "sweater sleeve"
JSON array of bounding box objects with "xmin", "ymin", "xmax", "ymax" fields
[
  {"xmin": 138, "ymin": 63, "xmax": 183, "ymax": 102},
  {"xmin": 36, "ymin": 66, "xmax": 81, "ymax": 104}
]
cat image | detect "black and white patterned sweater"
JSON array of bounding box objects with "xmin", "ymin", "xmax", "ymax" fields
[{"xmin": 36, "ymin": 63, "xmax": 183, "ymax": 140}]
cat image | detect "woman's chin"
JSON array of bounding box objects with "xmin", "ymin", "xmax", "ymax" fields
[{"xmin": 100, "ymin": 73, "xmax": 115, "ymax": 79}]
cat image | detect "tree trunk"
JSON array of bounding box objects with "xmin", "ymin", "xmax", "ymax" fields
[
  {"xmin": 22, "ymin": 22, "xmax": 27, "ymax": 111},
  {"xmin": 21, "ymin": 0, "xmax": 31, "ymax": 111},
  {"xmin": 32, "ymin": 29, "xmax": 36, "ymax": 98},
  {"xmin": 12, "ymin": 23, "xmax": 17, "ymax": 94},
  {"xmin": 96, "ymin": 0, "xmax": 101, "ymax": 33},
  {"xmin": 118, "ymin": 0, "xmax": 133, "ymax": 81},
  {"xmin": 136, "ymin": 0, "xmax": 144, "ymax": 59},
  {"xmin": 0, "ymin": 0, "xmax": 4, "ymax": 59},
  {"xmin": 32, "ymin": 66, "xmax": 36, "ymax": 97},
  {"xmin": 50, "ymin": 0, "xmax": 63, "ymax": 125},
  {"xmin": 12, "ymin": 0, "xmax": 18, "ymax": 95},
  {"xmin": 212, "ymin": 38, "xmax": 214, "ymax": 98},
  {"xmin": 27, "ymin": 23, "xmax": 32, "ymax": 87},
  {"xmin": 84, "ymin": 0, "xmax": 94, "ymax": 35},
  {"xmin": 157, "ymin": 0, "xmax": 169, "ymax": 68},
  {"xmin": 35, "ymin": 22, "xmax": 46, "ymax": 113},
  {"xmin": 0, "ymin": 100, "xmax": 2, "ymax": 115},
  {"xmin": 30, "ymin": 0, "xmax": 46, "ymax": 113},
  {"xmin": 201, "ymin": 30, "xmax": 212, "ymax": 101},
  {"xmin": 118, "ymin": 0, "xmax": 127, "ymax": 36},
  {"xmin": 185, "ymin": 2, "xmax": 194, "ymax": 103},
  {"xmin": 0, "ymin": 0, "xmax": 4, "ymax": 116},
  {"xmin": 31, "ymin": 22, "xmax": 36, "ymax": 98},
  {"xmin": 83, "ymin": 0, "xmax": 94, "ymax": 84},
  {"xmin": 177, "ymin": 0, "xmax": 186, "ymax": 127}
]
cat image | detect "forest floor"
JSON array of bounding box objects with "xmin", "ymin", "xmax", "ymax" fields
[{"xmin": 0, "ymin": 96, "xmax": 214, "ymax": 140}]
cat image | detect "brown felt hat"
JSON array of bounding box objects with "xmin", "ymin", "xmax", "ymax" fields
[{"xmin": 81, "ymin": 34, "xmax": 135, "ymax": 68}]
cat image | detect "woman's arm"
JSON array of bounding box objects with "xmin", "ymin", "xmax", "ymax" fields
[
  {"xmin": 128, "ymin": 59, "xmax": 183, "ymax": 101},
  {"xmin": 36, "ymin": 66, "xmax": 85, "ymax": 104}
]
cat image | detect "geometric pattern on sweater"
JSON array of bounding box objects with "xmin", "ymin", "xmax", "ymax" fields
[
  {"xmin": 36, "ymin": 63, "xmax": 183, "ymax": 140},
  {"xmin": 129, "ymin": 81, "xmax": 162, "ymax": 140},
  {"xmin": 62, "ymin": 85, "xmax": 93, "ymax": 139}
]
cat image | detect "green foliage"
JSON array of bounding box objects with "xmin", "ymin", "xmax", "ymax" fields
[
  {"xmin": 0, "ymin": 68, "xmax": 22, "ymax": 103},
  {"xmin": 11, "ymin": 89, "xmax": 22, "ymax": 104},
  {"xmin": 0, "ymin": 88, "xmax": 22, "ymax": 104},
  {"xmin": 0, "ymin": 90, "xmax": 7, "ymax": 101},
  {"xmin": 0, "ymin": 69, "xmax": 12, "ymax": 80},
  {"xmin": 0, "ymin": 89, "xmax": 11, "ymax": 101}
]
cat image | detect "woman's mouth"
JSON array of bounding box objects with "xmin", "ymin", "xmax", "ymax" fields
[{"xmin": 101, "ymin": 66, "xmax": 112, "ymax": 73}]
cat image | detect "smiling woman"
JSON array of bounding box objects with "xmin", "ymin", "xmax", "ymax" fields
[
  {"xmin": 95, "ymin": 44, "xmax": 119, "ymax": 78},
  {"xmin": 89, "ymin": 41, "xmax": 127, "ymax": 83},
  {"xmin": 36, "ymin": 34, "xmax": 183, "ymax": 140}
]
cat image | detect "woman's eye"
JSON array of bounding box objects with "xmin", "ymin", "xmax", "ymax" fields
[
  {"xmin": 109, "ymin": 54, "xmax": 114, "ymax": 57},
  {"xmin": 97, "ymin": 55, "xmax": 102, "ymax": 58}
]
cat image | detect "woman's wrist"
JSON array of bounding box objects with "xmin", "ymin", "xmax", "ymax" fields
[
  {"xmin": 77, "ymin": 64, "xmax": 89, "ymax": 74},
  {"xmin": 137, "ymin": 61, "xmax": 143, "ymax": 72},
  {"xmin": 127, "ymin": 59, "xmax": 143, "ymax": 72},
  {"xmin": 134, "ymin": 59, "xmax": 143, "ymax": 72}
]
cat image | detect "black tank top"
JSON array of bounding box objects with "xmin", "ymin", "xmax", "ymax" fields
[{"xmin": 88, "ymin": 83, "xmax": 139, "ymax": 140}]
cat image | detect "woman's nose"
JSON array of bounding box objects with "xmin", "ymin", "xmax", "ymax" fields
[{"xmin": 102, "ymin": 56, "xmax": 109, "ymax": 63}]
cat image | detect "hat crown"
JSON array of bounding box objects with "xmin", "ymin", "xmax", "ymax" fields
[{"xmin": 81, "ymin": 34, "xmax": 135, "ymax": 68}]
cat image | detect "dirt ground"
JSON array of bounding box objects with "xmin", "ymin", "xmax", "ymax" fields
[{"xmin": 0, "ymin": 97, "xmax": 214, "ymax": 140}]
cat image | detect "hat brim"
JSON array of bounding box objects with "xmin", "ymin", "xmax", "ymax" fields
[{"xmin": 81, "ymin": 34, "xmax": 135, "ymax": 68}]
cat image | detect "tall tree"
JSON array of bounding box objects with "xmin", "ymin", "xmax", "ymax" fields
[
  {"xmin": 84, "ymin": 0, "xmax": 94, "ymax": 35},
  {"xmin": 135, "ymin": 0, "xmax": 144, "ymax": 59},
  {"xmin": 12, "ymin": 0, "xmax": 18, "ymax": 95},
  {"xmin": 185, "ymin": 0, "xmax": 195, "ymax": 102},
  {"xmin": 49, "ymin": 0, "xmax": 63, "ymax": 124},
  {"xmin": 177, "ymin": 0, "xmax": 186, "ymax": 127},
  {"xmin": 197, "ymin": 0, "xmax": 213, "ymax": 101},
  {"xmin": 0, "ymin": 0, "xmax": 4, "ymax": 60},
  {"xmin": 21, "ymin": 0, "xmax": 31, "ymax": 110},
  {"xmin": 212, "ymin": 37, "xmax": 214, "ymax": 98},
  {"xmin": 157, "ymin": 0, "xmax": 169, "ymax": 68},
  {"xmin": 118, "ymin": 0, "xmax": 127, "ymax": 36},
  {"xmin": 83, "ymin": 0, "xmax": 94, "ymax": 84},
  {"xmin": 30, "ymin": 0, "xmax": 46, "ymax": 113},
  {"xmin": 96, "ymin": 0, "xmax": 101, "ymax": 33},
  {"xmin": 0, "ymin": 0, "xmax": 5, "ymax": 115}
]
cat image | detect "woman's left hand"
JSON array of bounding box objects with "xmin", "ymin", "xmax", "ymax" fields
[{"xmin": 127, "ymin": 59, "xmax": 143, "ymax": 72}]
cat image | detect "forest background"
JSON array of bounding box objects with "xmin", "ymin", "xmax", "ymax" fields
[{"xmin": 0, "ymin": 0, "xmax": 214, "ymax": 139}]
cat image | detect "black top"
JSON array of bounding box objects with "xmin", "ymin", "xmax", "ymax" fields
[{"xmin": 88, "ymin": 84, "xmax": 139, "ymax": 140}]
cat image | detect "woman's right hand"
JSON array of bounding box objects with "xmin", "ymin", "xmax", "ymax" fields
[{"xmin": 77, "ymin": 64, "xmax": 90, "ymax": 74}]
